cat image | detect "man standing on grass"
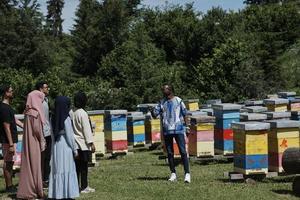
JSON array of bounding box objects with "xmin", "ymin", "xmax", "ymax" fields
[
  {"xmin": 36, "ymin": 81, "xmax": 52, "ymax": 187},
  {"xmin": 0, "ymin": 84, "xmax": 23, "ymax": 193},
  {"xmin": 150, "ymin": 84, "xmax": 191, "ymax": 183}
]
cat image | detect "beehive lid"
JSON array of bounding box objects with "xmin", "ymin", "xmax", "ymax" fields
[
  {"xmin": 190, "ymin": 116, "xmax": 215, "ymax": 123},
  {"xmin": 231, "ymin": 122, "xmax": 270, "ymax": 131},
  {"xmin": 187, "ymin": 111, "xmax": 207, "ymax": 116},
  {"xmin": 290, "ymin": 99, "xmax": 300, "ymax": 103},
  {"xmin": 244, "ymin": 100, "xmax": 264, "ymax": 106},
  {"xmin": 264, "ymin": 112, "xmax": 291, "ymax": 119},
  {"xmin": 278, "ymin": 91, "xmax": 296, "ymax": 98},
  {"xmin": 266, "ymin": 94, "xmax": 279, "ymax": 99},
  {"xmin": 184, "ymin": 99, "xmax": 199, "ymax": 103},
  {"xmin": 206, "ymin": 99, "xmax": 222, "ymax": 105},
  {"xmin": 212, "ymin": 103, "xmax": 242, "ymax": 111},
  {"xmin": 240, "ymin": 113, "xmax": 267, "ymax": 121},
  {"xmin": 15, "ymin": 114, "xmax": 24, "ymax": 120},
  {"xmin": 128, "ymin": 115, "xmax": 145, "ymax": 121},
  {"xmin": 245, "ymin": 106, "xmax": 267, "ymax": 113},
  {"xmin": 268, "ymin": 120, "xmax": 300, "ymax": 128},
  {"xmin": 87, "ymin": 110, "xmax": 105, "ymax": 115},
  {"xmin": 128, "ymin": 112, "xmax": 144, "ymax": 116},
  {"xmin": 105, "ymin": 110, "xmax": 127, "ymax": 115},
  {"xmin": 137, "ymin": 103, "xmax": 158, "ymax": 108},
  {"xmin": 263, "ymin": 98, "xmax": 289, "ymax": 105}
]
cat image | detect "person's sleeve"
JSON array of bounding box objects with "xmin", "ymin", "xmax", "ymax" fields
[
  {"xmin": 180, "ymin": 100, "xmax": 187, "ymax": 117},
  {"xmin": 1, "ymin": 107, "xmax": 12, "ymax": 123},
  {"xmin": 81, "ymin": 111, "xmax": 94, "ymax": 144},
  {"xmin": 33, "ymin": 117, "xmax": 46, "ymax": 151},
  {"xmin": 64, "ymin": 118, "xmax": 78, "ymax": 154},
  {"xmin": 153, "ymin": 102, "xmax": 162, "ymax": 117}
]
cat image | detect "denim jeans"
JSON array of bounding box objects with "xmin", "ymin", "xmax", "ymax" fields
[{"xmin": 164, "ymin": 134, "xmax": 190, "ymax": 174}]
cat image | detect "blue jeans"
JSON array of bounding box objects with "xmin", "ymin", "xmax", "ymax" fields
[{"xmin": 164, "ymin": 134, "xmax": 190, "ymax": 174}]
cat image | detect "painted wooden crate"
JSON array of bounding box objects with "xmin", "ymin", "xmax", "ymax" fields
[
  {"xmin": 264, "ymin": 99, "xmax": 289, "ymax": 112},
  {"xmin": 188, "ymin": 116, "xmax": 215, "ymax": 157},
  {"xmin": 240, "ymin": 113, "xmax": 267, "ymax": 122},
  {"xmin": 232, "ymin": 122, "xmax": 270, "ymax": 175},
  {"xmin": 127, "ymin": 113, "xmax": 146, "ymax": 146},
  {"xmin": 278, "ymin": 92, "xmax": 296, "ymax": 100},
  {"xmin": 137, "ymin": 103, "xmax": 158, "ymax": 114},
  {"xmin": 88, "ymin": 110, "xmax": 105, "ymax": 158},
  {"xmin": 145, "ymin": 115, "xmax": 161, "ymax": 144},
  {"xmin": 213, "ymin": 103, "xmax": 241, "ymax": 155},
  {"xmin": 184, "ymin": 99, "xmax": 200, "ymax": 111},
  {"xmin": 105, "ymin": 110, "xmax": 128, "ymax": 153},
  {"xmin": 268, "ymin": 120, "xmax": 300, "ymax": 172}
]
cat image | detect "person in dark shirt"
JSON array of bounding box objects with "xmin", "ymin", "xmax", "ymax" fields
[{"xmin": 0, "ymin": 84, "xmax": 23, "ymax": 193}]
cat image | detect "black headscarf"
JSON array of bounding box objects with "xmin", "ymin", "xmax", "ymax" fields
[{"xmin": 52, "ymin": 96, "xmax": 71, "ymax": 141}]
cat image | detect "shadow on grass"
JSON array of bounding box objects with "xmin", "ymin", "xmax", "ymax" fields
[
  {"xmin": 267, "ymin": 176, "xmax": 295, "ymax": 183},
  {"xmin": 272, "ymin": 189, "xmax": 295, "ymax": 196},
  {"xmin": 137, "ymin": 176, "xmax": 168, "ymax": 181},
  {"xmin": 151, "ymin": 151, "xmax": 164, "ymax": 156}
]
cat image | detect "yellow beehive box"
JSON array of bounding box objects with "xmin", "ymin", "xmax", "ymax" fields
[
  {"xmin": 268, "ymin": 137, "xmax": 299, "ymax": 153},
  {"xmin": 133, "ymin": 125, "xmax": 145, "ymax": 134},
  {"xmin": 189, "ymin": 141, "xmax": 214, "ymax": 157},
  {"xmin": 105, "ymin": 130, "xmax": 127, "ymax": 141},
  {"xmin": 185, "ymin": 99, "xmax": 200, "ymax": 111},
  {"xmin": 266, "ymin": 104, "xmax": 288, "ymax": 112},
  {"xmin": 194, "ymin": 123, "xmax": 214, "ymax": 131}
]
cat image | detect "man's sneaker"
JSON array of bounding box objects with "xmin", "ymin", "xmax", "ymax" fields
[
  {"xmin": 184, "ymin": 173, "xmax": 191, "ymax": 183},
  {"xmin": 81, "ymin": 186, "xmax": 96, "ymax": 194},
  {"xmin": 168, "ymin": 173, "xmax": 177, "ymax": 182}
]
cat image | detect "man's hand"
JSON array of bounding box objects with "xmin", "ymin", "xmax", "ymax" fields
[
  {"xmin": 185, "ymin": 126, "xmax": 191, "ymax": 136},
  {"xmin": 90, "ymin": 143, "xmax": 96, "ymax": 153},
  {"xmin": 9, "ymin": 145, "xmax": 15, "ymax": 154}
]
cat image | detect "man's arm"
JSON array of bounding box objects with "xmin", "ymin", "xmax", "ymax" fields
[
  {"xmin": 15, "ymin": 118, "xmax": 24, "ymax": 129},
  {"xmin": 150, "ymin": 102, "xmax": 162, "ymax": 119}
]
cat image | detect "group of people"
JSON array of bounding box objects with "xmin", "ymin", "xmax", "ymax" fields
[
  {"xmin": 0, "ymin": 83, "xmax": 191, "ymax": 199},
  {"xmin": 0, "ymin": 82, "xmax": 96, "ymax": 199}
]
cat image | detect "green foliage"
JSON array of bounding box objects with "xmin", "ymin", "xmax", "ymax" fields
[{"xmin": 46, "ymin": 0, "xmax": 64, "ymax": 37}]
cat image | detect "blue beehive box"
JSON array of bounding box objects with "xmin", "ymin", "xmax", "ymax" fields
[
  {"xmin": 215, "ymin": 139, "xmax": 233, "ymax": 152},
  {"xmin": 215, "ymin": 118, "xmax": 240, "ymax": 129},
  {"xmin": 234, "ymin": 154, "xmax": 268, "ymax": 170}
]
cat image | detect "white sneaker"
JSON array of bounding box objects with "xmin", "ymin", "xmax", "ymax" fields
[
  {"xmin": 81, "ymin": 186, "xmax": 96, "ymax": 193},
  {"xmin": 168, "ymin": 173, "xmax": 177, "ymax": 182},
  {"xmin": 184, "ymin": 173, "xmax": 191, "ymax": 183}
]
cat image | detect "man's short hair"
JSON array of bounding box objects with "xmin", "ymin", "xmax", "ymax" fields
[
  {"xmin": 162, "ymin": 84, "xmax": 174, "ymax": 93},
  {"xmin": 35, "ymin": 81, "xmax": 48, "ymax": 90},
  {"xmin": 0, "ymin": 84, "xmax": 11, "ymax": 98},
  {"xmin": 74, "ymin": 91, "xmax": 88, "ymax": 109}
]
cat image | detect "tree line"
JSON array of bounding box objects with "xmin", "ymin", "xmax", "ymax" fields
[{"xmin": 1, "ymin": 0, "xmax": 300, "ymax": 112}]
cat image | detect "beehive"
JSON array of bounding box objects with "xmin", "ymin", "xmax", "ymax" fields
[
  {"xmin": 137, "ymin": 103, "xmax": 158, "ymax": 114},
  {"xmin": 268, "ymin": 120, "xmax": 300, "ymax": 172},
  {"xmin": 104, "ymin": 110, "xmax": 128, "ymax": 153},
  {"xmin": 88, "ymin": 110, "xmax": 105, "ymax": 162},
  {"xmin": 213, "ymin": 104, "xmax": 241, "ymax": 155},
  {"xmin": 264, "ymin": 99, "xmax": 289, "ymax": 112},
  {"xmin": 244, "ymin": 100, "xmax": 264, "ymax": 107},
  {"xmin": 245, "ymin": 106, "xmax": 267, "ymax": 113},
  {"xmin": 184, "ymin": 99, "xmax": 200, "ymax": 111},
  {"xmin": 264, "ymin": 112, "xmax": 291, "ymax": 120},
  {"xmin": 127, "ymin": 112, "xmax": 146, "ymax": 146},
  {"xmin": 188, "ymin": 116, "xmax": 215, "ymax": 157},
  {"xmin": 291, "ymin": 111, "xmax": 300, "ymax": 121},
  {"xmin": 232, "ymin": 122, "xmax": 270, "ymax": 175},
  {"xmin": 240, "ymin": 113, "xmax": 267, "ymax": 122},
  {"xmin": 278, "ymin": 92, "xmax": 296, "ymax": 100},
  {"xmin": 145, "ymin": 114, "xmax": 161, "ymax": 145}
]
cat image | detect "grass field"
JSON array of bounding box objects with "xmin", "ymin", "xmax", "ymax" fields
[{"xmin": 0, "ymin": 150, "xmax": 299, "ymax": 200}]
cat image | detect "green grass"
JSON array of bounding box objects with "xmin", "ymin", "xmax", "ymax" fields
[{"xmin": 0, "ymin": 150, "xmax": 299, "ymax": 200}]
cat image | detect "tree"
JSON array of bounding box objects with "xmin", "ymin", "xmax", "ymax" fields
[{"xmin": 46, "ymin": 0, "xmax": 64, "ymax": 37}]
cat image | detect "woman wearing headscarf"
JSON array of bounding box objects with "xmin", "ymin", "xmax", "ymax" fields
[
  {"xmin": 17, "ymin": 90, "xmax": 46, "ymax": 199},
  {"xmin": 48, "ymin": 96, "xmax": 79, "ymax": 199}
]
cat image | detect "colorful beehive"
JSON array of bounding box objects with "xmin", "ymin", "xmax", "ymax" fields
[
  {"xmin": 291, "ymin": 111, "xmax": 300, "ymax": 121},
  {"xmin": 278, "ymin": 91, "xmax": 296, "ymax": 100},
  {"xmin": 127, "ymin": 112, "xmax": 146, "ymax": 146},
  {"xmin": 145, "ymin": 114, "xmax": 161, "ymax": 145},
  {"xmin": 213, "ymin": 103, "xmax": 241, "ymax": 155},
  {"xmin": 232, "ymin": 122, "xmax": 270, "ymax": 175},
  {"xmin": 240, "ymin": 113, "xmax": 267, "ymax": 122},
  {"xmin": 244, "ymin": 100, "xmax": 264, "ymax": 107},
  {"xmin": 245, "ymin": 106, "xmax": 267, "ymax": 113},
  {"xmin": 188, "ymin": 116, "xmax": 215, "ymax": 157},
  {"xmin": 184, "ymin": 99, "xmax": 200, "ymax": 111},
  {"xmin": 104, "ymin": 110, "xmax": 128, "ymax": 154},
  {"xmin": 288, "ymin": 99, "xmax": 300, "ymax": 111},
  {"xmin": 264, "ymin": 112, "xmax": 291, "ymax": 120},
  {"xmin": 266, "ymin": 94, "xmax": 279, "ymax": 99},
  {"xmin": 88, "ymin": 110, "xmax": 105, "ymax": 163},
  {"xmin": 162, "ymin": 133, "xmax": 189, "ymax": 158},
  {"xmin": 264, "ymin": 99, "xmax": 289, "ymax": 112},
  {"xmin": 268, "ymin": 120, "xmax": 300, "ymax": 172}
]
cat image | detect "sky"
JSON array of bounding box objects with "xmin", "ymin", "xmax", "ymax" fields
[{"xmin": 38, "ymin": 0, "xmax": 245, "ymax": 33}]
